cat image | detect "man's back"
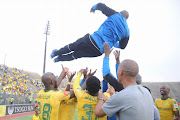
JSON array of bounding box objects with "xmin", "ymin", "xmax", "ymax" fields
[
  {"xmin": 92, "ymin": 13, "xmax": 129, "ymax": 53},
  {"xmin": 37, "ymin": 89, "xmax": 70, "ymax": 120},
  {"xmin": 58, "ymin": 97, "xmax": 77, "ymax": 120},
  {"xmin": 75, "ymin": 89, "xmax": 108, "ymax": 120},
  {"xmin": 103, "ymin": 85, "xmax": 154, "ymax": 120}
]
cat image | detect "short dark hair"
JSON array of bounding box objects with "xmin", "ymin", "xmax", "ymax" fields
[{"xmin": 86, "ymin": 76, "xmax": 100, "ymax": 96}]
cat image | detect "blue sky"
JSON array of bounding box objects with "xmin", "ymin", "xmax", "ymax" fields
[{"xmin": 0, "ymin": 0, "xmax": 180, "ymax": 82}]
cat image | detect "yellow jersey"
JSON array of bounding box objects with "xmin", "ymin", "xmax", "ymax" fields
[
  {"xmin": 155, "ymin": 97, "xmax": 179, "ymax": 120},
  {"xmin": 58, "ymin": 97, "xmax": 77, "ymax": 120},
  {"xmin": 37, "ymin": 89, "xmax": 70, "ymax": 120},
  {"xmin": 32, "ymin": 114, "xmax": 40, "ymax": 120},
  {"xmin": 73, "ymin": 73, "xmax": 110, "ymax": 120}
]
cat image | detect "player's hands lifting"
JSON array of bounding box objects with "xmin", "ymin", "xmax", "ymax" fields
[
  {"xmin": 113, "ymin": 50, "xmax": 120, "ymax": 64},
  {"xmin": 67, "ymin": 71, "xmax": 76, "ymax": 82},
  {"xmin": 86, "ymin": 69, "xmax": 97, "ymax": 80},
  {"xmin": 61, "ymin": 64, "xmax": 69, "ymax": 73},
  {"xmin": 103, "ymin": 42, "xmax": 113, "ymax": 58}
]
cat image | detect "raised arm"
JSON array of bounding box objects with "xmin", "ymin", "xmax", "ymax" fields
[
  {"xmin": 103, "ymin": 43, "xmax": 123, "ymax": 92},
  {"xmin": 113, "ymin": 50, "xmax": 120, "ymax": 77},
  {"xmin": 90, "ymin": 3, "xmax": 117, "ymax": 17},
  {"xmin": 65, "ymin": 71, "xmax": 76, "ymax": 91},
  {"xmin": 57, "ymin": 64, "xmax": 69, "ymax": 87}
]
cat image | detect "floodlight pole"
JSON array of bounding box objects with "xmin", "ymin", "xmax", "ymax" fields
[
  {"xmin": 0, "ymin": 54, "xmax": 6, "ymax": 92},
  {"xmin": 43, "ymin": 21, "xmax": 50, "ymax": 74}
]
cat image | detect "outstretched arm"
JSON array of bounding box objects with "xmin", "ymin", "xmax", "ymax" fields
[
  {"xmin": 103, "ymin": 43, "xmax": 123, "ymax": 92},
  {"xmin": 105, "ymin": 74, "xmax": 123, "ymax": 92},
  {"xmin": 65, "ymin": 71, "xmax": 76, "ymax": 91},
  {"xmin": 113, "ymin": 50, "xmax": 120, "ymax": 78},
  {"xmin": 90, "ymin": 3, "xmax": 117, "ymax": 17},
  {"xmin": 57, "ymin": 64, "xmax": 69, "ymax": 87}
]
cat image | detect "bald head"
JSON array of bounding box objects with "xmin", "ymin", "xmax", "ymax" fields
[
  {"xmin": 160, "ymin": 85, "xmax": 170, "ymax": 96},
  {"xmin": 120, "ymin": 10, "xmax": 129, "ymax": 19},
  {"xmin": 119, "ymin": 59, "xmax": 139, "ymax": 77},
  {"xmin": 41, "ymin": 72, "xmax": 56, "ymax": 88}
]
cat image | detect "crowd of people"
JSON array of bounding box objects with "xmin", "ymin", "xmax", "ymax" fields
[
  {"xmin": 0, "ymin": 65, "xmax": 41, "ymax": 104},
  {"xmin": 35, "ymin": 2, "xmax": 180, "ymax": 120}
]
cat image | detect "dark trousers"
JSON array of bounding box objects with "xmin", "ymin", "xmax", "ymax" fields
[{"xmin": 54, "ymin": 33, "xmax": 102, "ymax": 61}]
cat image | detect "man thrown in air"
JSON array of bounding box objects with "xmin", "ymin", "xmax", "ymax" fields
[{"xmin": 51, "ymin": 3, "xmax": 130, "ymax": 62}]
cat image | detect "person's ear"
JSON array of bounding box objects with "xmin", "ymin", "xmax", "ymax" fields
[{"xmin": 118, "ymin": 69, "xmax": 123, "ymax": 77}]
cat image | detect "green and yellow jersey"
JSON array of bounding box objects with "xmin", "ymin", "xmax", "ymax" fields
[
  {"xmin": 32, "ymin": 114, "xmax": 40, "ymax": 120},
  {"xmin": 73, "ymin": 73, "xmax": 110, "ymax": 120},
  {"xmin": 58, "ymin": 97, "xmax": 77, "ymax": 120},
  {"xmin": 37, "ymin": 89, "xmax": 70, "ymax": 120},
  {"xmin": 155, "ymin": 97, "xmax": 179, "ymax": 120}
]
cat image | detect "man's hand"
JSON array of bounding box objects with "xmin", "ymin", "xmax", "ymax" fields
[
  {"xmin": 90, "ymin": 8, "xmax": 95, "ymax": 13},
  {"xmin": 109, "ymin": 86, "xmax": 115, "ymax": 96},
  {"xmin": 61, "ymin": 64, "xmax": 69, "ymax": 73},
  {"xmin": 98, "ymin": 93, "xmax": 108, "ymax": 102},
  {"xmin": 79, "ymin": 68, "xmax": 87, "ymax": 74},
  {"xmin": 83, "ymin": 67, "xmax": 88, "ymax": 80},
  {"xmin": 103, "ymin": 42, "xmax": 113, "ymax": 58},
  {"xmin": 86, "ymin": 69, "xmax": 97, "ymax": 80},
  {"xmin": 113, "ymin": 50, "xmax": 120, "ymax": 64},
  {"xmin": 67, "ymin": 71, "xmax": 76, "ymax": 82},
  {"xmin": 56, "ymin": 64, "xmax": 69, "ymax": 88}
]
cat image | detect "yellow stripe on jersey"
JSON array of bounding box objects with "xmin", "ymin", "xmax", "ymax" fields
[
  {"xmin": 73, "ymin": 72, "xmax": 109, "ymax": 120},
  {"xmin": 58, "ymin": 97, "xmax": 77, "ymax": 120},
  {"xmin": 155, "ymin": 97, "xmax": 179, "ymax": 120},
  {"xmin": 37, "ymin": 89, "xmax": 70, "ymax": 120}
]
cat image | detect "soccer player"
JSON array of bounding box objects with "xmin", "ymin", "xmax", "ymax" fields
[
  {"xmin": 32, "ymin": 105, "xmax": 39, "ymax": 120},
  {"xmin": 37, "ymin": 72, "xmax": 72, "ymax": 120},
  {"xmin": 58, "ymin": 68, "xmax": 96, "ymax": 120},
  {"xmin": 58, "ymin": 71, "xmax": 77, "ymax": 120},
  {"xmin": 73, "ymin": 69, "xmax": 110, "ymax": 120},
  {"xmin": 155, "ymin": 86, "xmax": 180, "ymax": 120},
  {"xmin": 51, "ymin": 2, "xmax": 129, "ymax": 62}
]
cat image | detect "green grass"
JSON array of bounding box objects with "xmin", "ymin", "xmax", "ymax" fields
[
  {"xmin": 8, "ymin": 114, "xmax": 33, "ymax": 120},
  {"xmin": 179, "ymin": 105, "xmax": 180, "ymax": 115}
]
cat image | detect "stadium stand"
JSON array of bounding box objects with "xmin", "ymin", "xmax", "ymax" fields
[
  {"xmin": 142, "ymin": 82, "xmax": 180, "ymax": 103},
  {"xmin": 0, "ymin": 64, "xmax": 41, "ymax": 105}
]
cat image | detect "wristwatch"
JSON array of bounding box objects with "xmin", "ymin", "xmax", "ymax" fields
[{"xmin": 98, "ymin": 97, "xmax": 105, "ymax": 102}]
